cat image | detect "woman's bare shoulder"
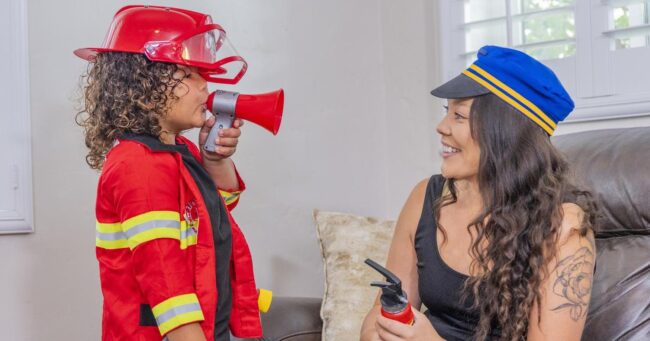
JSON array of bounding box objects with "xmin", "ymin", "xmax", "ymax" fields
[{"xmin": 395, "ymin": 177, "xmax": 431, "ymax": 237}]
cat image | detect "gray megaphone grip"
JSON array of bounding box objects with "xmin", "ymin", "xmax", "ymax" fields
[{"xmin": 204, "ymin": 90, "xmax": 239, "ymax": 152}]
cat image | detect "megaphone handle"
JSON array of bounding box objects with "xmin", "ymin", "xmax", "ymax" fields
[{"xmin": 204, "ymin": 112, "xmax": 235, "ymax": 152}]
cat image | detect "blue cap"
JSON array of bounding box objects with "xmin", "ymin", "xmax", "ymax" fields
[{"xmin": 431, "ymin": 45, "xmax": 574, "ymax": 135}]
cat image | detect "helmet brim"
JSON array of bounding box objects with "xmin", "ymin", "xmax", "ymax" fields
[{"xmin": 73, "ymin": 47, "xmax": 113, "ymax": 61}]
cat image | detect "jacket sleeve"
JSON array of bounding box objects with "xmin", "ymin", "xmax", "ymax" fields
[
  {"xmin": 218, "ymin": 165, "xmax": 246, "ymax": 211},
  {"xmin": 178, "ymin": 135, "xmax": 246, "ymax": 211},
  {"xmin": 108, "ymin": 155, "xmax": 204, "ymax": 337}
]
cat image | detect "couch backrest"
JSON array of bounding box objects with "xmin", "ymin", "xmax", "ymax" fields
[
  {"xmin": 553, "ymin": 127, "xmax": 650, "ymax": 340},
  {"xmin": 553, "ymin": 127, "xmax": 649, "ymax": 237}
]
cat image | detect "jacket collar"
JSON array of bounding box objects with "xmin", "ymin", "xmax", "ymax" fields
[{"xmin": 120, "ymin": 133, "xmax": 189, "ymax": 153}]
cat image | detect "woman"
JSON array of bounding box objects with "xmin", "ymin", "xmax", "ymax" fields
[
  {"xmin": 75, "ymin": 6, "xmax": 263, "ymax": 341},
  {"xmin": 361, "ymin": 46, "xmax": 597, "ymax": 341}
]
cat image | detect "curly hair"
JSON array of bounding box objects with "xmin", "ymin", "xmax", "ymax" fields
[
  {"xmin": 76, "ymin": 52, "xmax": 186, "ymax": 169},
  {"xmin": 434, "ymin": 93, "xmax": 598, "ymax": 340}
]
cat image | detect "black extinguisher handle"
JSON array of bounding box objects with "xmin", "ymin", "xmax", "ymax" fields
[{"xmin": 365, "ymin": 258, "xmax": 402, "ymax": 289}]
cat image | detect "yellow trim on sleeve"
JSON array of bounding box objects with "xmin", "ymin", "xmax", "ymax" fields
[
  {"xmin": 127, "ymin": 228, "xmax": 180, "ymax": 250},
  {"xmin": 95, "ymin": 238, "xmax": 128, "ymax": 249},
  {"xmin": 152, "ymin": 293, "xmax": 204, "ymax": 335},
  {"xmin": 96, "ymin": 222, "xmax": 122, "ymax": 233},
  {"xmin": 122, "ymin": 211, "xmax": 181, "ymax": 231},
  {"xmin": 157, "ymin": 311, "xmax": 205, "ymax": 336},
  {"xmin": 219, "ymin": 190, "xmax": 241, "ymax": 206},
  {"xmin": 152, "ymin": 294, "xmax": 200, "ymax": 316},
  {"xmin": 179, "ymin": 221, "xmax": 198, "ymax": 249}
]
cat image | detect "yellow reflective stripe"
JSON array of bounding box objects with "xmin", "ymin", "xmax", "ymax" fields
[
  {"xmin": 468, "ymin": 64, "xmax": 557, "ymax": 129},
  {"xmin": 219, "ymin": 190, "xmax": 241, "ymax": 206},
  {"xmin": 121, "ymin": 211, "xmax": 182, "ymax": 250},
  {"xmin": 127, "ymin": 228, "xmax": 180, "ymax": 250},
  {"xmin": 96, "ymin": 222, "xmax": 121, "ymax": 233},
  {"xmin": 158, "ymin": 311, "xmax": 205, "ymax": 336},
  {"xmin": 96, "ymin": 221, "xmax": 128, "ymax": 250},
  {"xmin": 179, "ymin": 221, "xmax": 198, "ymax": 249},
  {"xmin": 96, "ymin": 238, "xmax": 128, "ymax": 249},
  {"xmin": 152, "ymin": 293, "xmax": 204, "ymax": 335},
  {"xmin": 96, "ymin": 211, "xmax": 192, "ymax": 250},
  {"xmin": 462, "ymin": 70, "xmax": 555, "ymax": 135},
  {"xmin": 123, "ymin": 211, "xmax": 180, "ymax": 231}
]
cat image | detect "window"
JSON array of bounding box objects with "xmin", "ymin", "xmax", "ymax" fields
[
  {"xmin": 438, "ymin": 0, "xmax": 650, "ymax": 121},
  {"xmin": 0, "ymin": 0, "xmax": 33, "ymax": 234}
]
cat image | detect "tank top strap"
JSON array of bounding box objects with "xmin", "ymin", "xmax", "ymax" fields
[{"xmin": 416, "ymin": 175, "xmax": 446, "ymax": 238}]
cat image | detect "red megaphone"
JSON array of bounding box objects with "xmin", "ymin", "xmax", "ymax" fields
[{"xmin": 204, "ymin": 89, "xmax": 284, "ymax": 152}]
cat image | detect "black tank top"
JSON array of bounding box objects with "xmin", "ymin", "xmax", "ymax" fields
[
  {"xmin": 414, "ymin": 175, "xmax": 501, "ymax": 340},
  {"xmin": 415, "ymin": 175, "xmax": 582, "ymax": 340}
]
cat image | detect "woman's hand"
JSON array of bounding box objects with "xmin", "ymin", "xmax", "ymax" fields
[
  {"xmin": 199, "ymin": 116, "xmax": 243, "ymax": 163},
  {"xmin": 375, "ymin": 309, "xmax": 444, "ymax": 341}
]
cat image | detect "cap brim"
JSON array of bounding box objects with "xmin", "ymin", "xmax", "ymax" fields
[{"xmin": 430, "ymin": 73, "xmax": 491, "ymax": 99}]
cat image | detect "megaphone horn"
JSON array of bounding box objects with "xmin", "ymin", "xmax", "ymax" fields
[{"xmin": 204, "ymin": 89, "xmax": 284, "ymax": 152}]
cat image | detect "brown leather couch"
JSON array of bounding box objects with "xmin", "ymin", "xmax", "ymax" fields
[{"xmin": 250, "ymin": 127, "xmax": 650, "ymax": 341}]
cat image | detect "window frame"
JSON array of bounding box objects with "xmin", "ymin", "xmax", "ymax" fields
[
  {"xmin": 0, "ymin": 0, "xmax": 33, "ymax": 234},
  {"xmin": 438, "ymin": 0, "xmax": 650, "ymax": 122}
]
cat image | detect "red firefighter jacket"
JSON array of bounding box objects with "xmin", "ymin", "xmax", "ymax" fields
[{"xmin": 94, "ymin": 134, "xmax": 262, "ymax": 340}]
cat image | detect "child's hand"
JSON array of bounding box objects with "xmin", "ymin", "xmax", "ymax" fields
[{"xmin": 199, "ymin": 117, "xmax": 244, "ymax": 163}]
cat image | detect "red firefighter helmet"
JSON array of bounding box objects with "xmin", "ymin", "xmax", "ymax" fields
[{"xmin": 74, "ymin": 5, "xmax": 247, "ymax": 84}]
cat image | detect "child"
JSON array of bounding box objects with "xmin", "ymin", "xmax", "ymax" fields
[{"xmin": 75, "ymin": 5, "xmax": 262, "ymax": 340}]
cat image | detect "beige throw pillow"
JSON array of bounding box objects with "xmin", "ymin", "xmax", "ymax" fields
[{"xmin": 314, "ymin": 210, "xmax": 396, "ymax": 341}]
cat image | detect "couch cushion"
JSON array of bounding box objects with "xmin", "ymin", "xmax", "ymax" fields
[
  {"xmin": 314, "ymin": 210, "xmax": 396, "ymax": 341},
  {"xmin": 258, "ymin": 297, "xmax": 323, "ymax": 341},
  {"xmin": 553, "ymin": 127, "xmax": 650, "ymax": 236},
  {"xmin": 582, "ymin": 235, "xmax": 650, "ymax": 340}
]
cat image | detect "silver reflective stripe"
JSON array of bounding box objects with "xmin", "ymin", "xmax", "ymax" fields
[
  {"xmin": 96, "ymin": 231, "xmax": 127, "ymax": 241},
  {"xmin": 180, "ymin": 226, "xmax": 197, "ymax": 240},
  {"xmin": 124, "ymin": 220, "xmax": 180, "ymax": 238},
  {"xmin": 155, "ymin": 303, "xmax": 202, "ymax": 326}
]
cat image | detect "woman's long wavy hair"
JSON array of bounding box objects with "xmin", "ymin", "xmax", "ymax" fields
[
  {"xmin": 434, "ymin": 93, "xmax": 597, "ymax": 340},
  {"xmin": 76, "ymin": 52, "xmax": 185, "ymax": 170}
]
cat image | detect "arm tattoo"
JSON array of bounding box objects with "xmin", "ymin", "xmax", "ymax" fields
[{"xmin": 550, "ymin": 238, "xmax": 595, "ymax": 321}]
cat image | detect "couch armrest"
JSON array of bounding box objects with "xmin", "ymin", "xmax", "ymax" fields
[{"xmin": 258, "ymin": 296, "xmax": 323, "ymax": 341}]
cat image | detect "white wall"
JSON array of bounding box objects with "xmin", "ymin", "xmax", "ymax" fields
[{"xmin": 1, "ymin": 0, "xmax": 648, "ymax": 340}]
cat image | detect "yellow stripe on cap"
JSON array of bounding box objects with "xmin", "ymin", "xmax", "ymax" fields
[
  {"xmin": 468, "ymin": 64, "xmax": 557, "ymax": 130},
  {"xmin": 462, "ymin": 69, "xmax": 555, "ymax": 135}
]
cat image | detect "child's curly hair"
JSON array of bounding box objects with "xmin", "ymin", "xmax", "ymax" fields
[{"xmin": 76, "ymin": 52, "xmax": 185, "ymax": 169}]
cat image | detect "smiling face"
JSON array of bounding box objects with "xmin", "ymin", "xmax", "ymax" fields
[
  {"xmin": 436, "ymin": 97, "xmax": 481, "ymax": 181},
  {"xmin": 160, "ymin": 65, "xmax": 210, "ymax": 134}
]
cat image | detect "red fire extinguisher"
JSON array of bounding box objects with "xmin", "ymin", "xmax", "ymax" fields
[{"xmin": 365, "ymin": 258, "xmax": 415, "ymax": 325}]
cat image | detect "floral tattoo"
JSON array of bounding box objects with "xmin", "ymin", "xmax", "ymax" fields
[{"xmin": 551, "ymin": 238, "xmax": 595, "ymax": 321}]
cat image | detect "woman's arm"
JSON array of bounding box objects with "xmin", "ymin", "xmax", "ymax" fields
[
  {"xmin": 527, "ymin": 203, "xmax": 596, "ymax": 341},
  {"xmin": 360, "ymin": 178, "xmax": 445, "ymax": 341}
]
